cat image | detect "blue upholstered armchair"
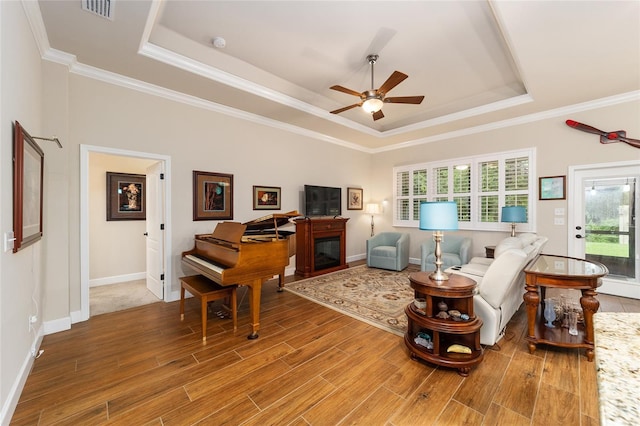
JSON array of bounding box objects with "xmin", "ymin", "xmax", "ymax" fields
[
  {"xmin": 366, "ymin": 232, "xmax": 410, "ymax": 271},
  {"xmin": 420, "ymin": 235, "xmax": 472, "ymax": 272}
]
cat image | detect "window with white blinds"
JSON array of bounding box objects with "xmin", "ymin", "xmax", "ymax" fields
[{"xmin": 392, "ymin": 148, "xmax": 535, "ymax": 231}]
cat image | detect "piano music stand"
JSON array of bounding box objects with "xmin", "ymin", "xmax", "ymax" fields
[{"xmin": 180, "ymin": 275, "xmax": 237, "ymax": 342}]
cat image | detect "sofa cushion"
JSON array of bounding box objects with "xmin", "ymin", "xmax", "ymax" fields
[
  {"xmin": 371, "ymin": 246, "xmax": 397, "ymax": 258},
  {"xmin": 469, "ymin": 257, "xmax": 493, "ymax": 266},
  {"xmin": 478, "ymin": 249, "xmax": 528, "ymax": 309},
  {"xmin": 460, "ymin": 262, "xmax": 489, "ymax": 276},
  {"xmin": 522, "ymin": 244, "xmax": 536, "ymax": 258},
  {"xmin": 494, "ymin": 237, "xmax": 523, "ymax": 258},
  {"xmin": 518, "ymin": 233, "xmax": 537, "ymax": 246}
]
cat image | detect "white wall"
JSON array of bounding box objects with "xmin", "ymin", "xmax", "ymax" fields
[
  {"xmin": 370, "ymin": 101, "xmax": 640, "ymax": 261},
  {"xmin": 88, "ymin": 153, "xmax": 154, "ymax": 283},
  {"xmin": 0, "ymin": 2, "xmax": 45, "ymax": 423},
  {"xmin": 2, "ymin": 2, "xmax": 638, "ymax": 422},
  {"xmin": 64, "ymin": 73, "xmax": 373, "ymax": 314}
]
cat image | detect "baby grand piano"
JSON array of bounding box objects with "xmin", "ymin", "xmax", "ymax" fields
[{"xmin": 181, "ymin": 211, "xmax": 298, "ymax": 339}]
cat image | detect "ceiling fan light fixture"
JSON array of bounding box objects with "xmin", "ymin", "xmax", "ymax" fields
[
  {"xmin": 362, "ymin": 97, "xmax": 384, "ymax": 113},
  {"xmin": 329, "ymin": 54, "xmax": 423, "ymax": 120}
]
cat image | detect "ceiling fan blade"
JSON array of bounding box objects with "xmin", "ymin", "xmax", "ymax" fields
[
  {"xmin": 330, "ymin": 103, "xmax": 361, "ymax": 114},
  {"xmin": 378, "ymin": 71, "xmax": 408, "ymax": 95},
  {"xmin": 384, "ymin": 96, "xmax": 425, "ymax": 104},
  {"xmin": 330, "ymin": 85, "xmax": 363, "ymax": 97},
  {"xmin": 372, "ymin": 110, "xmax": 384, "ymax": 121}
]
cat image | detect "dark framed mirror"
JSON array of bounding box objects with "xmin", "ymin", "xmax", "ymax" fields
[{"xmin": 13, "ymin": 121, "xmax": 44, "ymax": 252}]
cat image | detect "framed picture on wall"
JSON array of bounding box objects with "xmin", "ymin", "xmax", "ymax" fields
[
  {"xmin": 539, "ymin": 175, "xmax": 566, "ymax": 200},
  {"xmin": 193, "ymin": 171, "xmax": 234, "ymax": 220},
  {"xmin": 106, "ymin": 172, "xmax": 146, "ymax": 220},
  {"xmin": 13, "ymin": 121, "xmax": 44, "ymax": 252},
  {"xmin": 347, "ymin": 187, "xmax": 363, "ymax": 210},
  {"xmin": 253, "ymin": 186, "xmax": 281, "ymax": 210}
]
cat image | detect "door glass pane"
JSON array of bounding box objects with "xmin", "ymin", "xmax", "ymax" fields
[{"xmin": 584, "ymin": 178, "xmax": 636, "ymax": 279}]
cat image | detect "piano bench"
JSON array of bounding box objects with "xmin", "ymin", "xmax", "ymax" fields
[{"xmin": 179, "ymin": 275, "xmax": 237, "ymax": 342}]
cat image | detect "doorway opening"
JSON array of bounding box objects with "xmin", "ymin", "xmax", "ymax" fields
[
  {"xmin": 569, "ymin": 161, "xmax": 639, "ymax": 299},
  {"xmin": 583, "ymin": 177, "xmax": 636, "ymax": 279},
  {"xmin": 79, "ymin": 145, "xmax": 172, "ymax": 323}
]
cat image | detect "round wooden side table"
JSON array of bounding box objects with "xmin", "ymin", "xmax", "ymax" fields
[{"xmin": 404, "ymin": 271, "xmax": 483, "ymax": 376}]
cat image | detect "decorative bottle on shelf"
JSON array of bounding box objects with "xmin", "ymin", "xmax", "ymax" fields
[{"xmin": 544, "ymin": 298, "xmax": 556, "ymax": 327}]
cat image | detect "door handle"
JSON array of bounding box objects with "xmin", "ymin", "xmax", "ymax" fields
[
  {"xmin": 575, "ymin": 234, "xmax": 583, "ymax": 239},
  {"xmin": 143, "ymin": 232, "xmax": 148, "ymax": 236}
]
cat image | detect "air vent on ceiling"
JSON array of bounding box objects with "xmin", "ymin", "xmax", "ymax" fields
[{"xmin": 82, "ymin": 0, "xmax": 113, "ymax": 20}]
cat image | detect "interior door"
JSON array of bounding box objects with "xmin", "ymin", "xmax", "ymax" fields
[
  {"xmin": 145, "ymin": 161, "xmax": 165, "ymax": 299},
  {"xmin": 569, "ymin": 163, "xmax": 639, "ymax": 298}
]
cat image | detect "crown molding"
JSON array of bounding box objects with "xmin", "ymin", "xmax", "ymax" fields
[
  {"xmin": 22, "ymin": 0, "xmax": 640, "ymax": 154},
  {"xmin": 375, "ymin": 90, "xmax": 640, "ymax": 153}
]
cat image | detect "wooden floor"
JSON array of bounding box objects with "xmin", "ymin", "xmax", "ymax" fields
[{"xmin": 11, "ymin": 266, "xmax": 640, "ymax": 425}]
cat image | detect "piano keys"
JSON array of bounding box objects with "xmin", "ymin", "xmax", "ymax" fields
[{"xmin": 181, "ymin": 211, "xmax": 298, "ymax": 339}]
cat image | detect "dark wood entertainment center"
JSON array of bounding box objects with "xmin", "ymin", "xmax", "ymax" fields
[{"xmin": 294, "ymin": 217, "xmax": 349, "ymax": 278}]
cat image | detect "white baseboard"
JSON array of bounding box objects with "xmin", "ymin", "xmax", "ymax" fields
[
  {"xmin": 168, "ymin": 289, "xmax": 181, "ymax": 302},
  {"xmin": 70, "ymin": 309, "xmax": 85, "ymax": 324},
  {"xmin": 44, "ymin": 316, "xmax": 72, "ymax": 335},
  {"xmin": 89, "ymin": 272, "xmax": 146, "ymax": 287},
  {"xmin": 599, "ymin": 278, "xmax": 640, "ymax": 299},
  {"xmin": 1, "ymin": 329, "xmax": 44, "ymax": 426},
  {"xmin": 348, "ymin": 253, "xmax": 420, "ymax": 265},
  {"xmin": 347, "ymin": 254, "xmax": 366, "ymax": 263}
]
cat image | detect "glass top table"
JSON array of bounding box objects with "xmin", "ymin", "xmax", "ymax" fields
[
  {"xmin": 523, "ymin": 254, "xmax": 608, "ymax": 361},
  {"xmin": 524, "ymin": 254, "xmax": 609, "ymax": 279}
]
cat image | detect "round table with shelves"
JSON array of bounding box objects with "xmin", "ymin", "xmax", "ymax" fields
[{"xmin": 404, "ymin": 271, "xmax": 483, "ymax": 376}]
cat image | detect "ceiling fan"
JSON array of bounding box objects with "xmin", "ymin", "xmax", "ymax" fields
[{"xmin": 329, "ymin": 54, "xmax": 425, "ymax": 121}]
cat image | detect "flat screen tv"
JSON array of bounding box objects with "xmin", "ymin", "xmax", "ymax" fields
[{"xmin": 304, "ymin": 185, "xmax": 341, "ymax": 217}]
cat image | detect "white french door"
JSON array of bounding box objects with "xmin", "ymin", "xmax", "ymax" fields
[{"xmin": 568, "ymin": 161, "xmax": 640, "ymax": 299}]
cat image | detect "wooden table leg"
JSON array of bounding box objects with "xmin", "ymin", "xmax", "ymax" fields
[
  {"xmin": 581, "ymin": 288, "xmax": 599, "ymax": 362},
  {"xmin": 523, "ymin": 282, "xmax": 540, "ymax": 354}
]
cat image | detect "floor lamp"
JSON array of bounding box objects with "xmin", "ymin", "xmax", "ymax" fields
[
  {"xmin": 365, "ymin": 203, "xmax": 380, "ymax": 237},
  {"xmin": 501, "ymin": 206, "xmax": 527, "ymax": 237},
  {"xmin": 419, "ymin": 201, "xmax": 459, "ymax": 281}
]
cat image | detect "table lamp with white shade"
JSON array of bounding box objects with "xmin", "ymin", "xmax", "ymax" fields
[
  {"xmin": 365, "ymin": 203, "xmax": 381, "ymax": 236},
  {"xmin": 501, "ymin": 206, "xmax": 527, "ymax": 237},
  {"xmin": 419, "ymin": 201, "xmax": 459, "ymax": 281}
]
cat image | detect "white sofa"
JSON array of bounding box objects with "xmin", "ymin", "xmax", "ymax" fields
[{"xmin": 449, "ymin": 233, "xmax": 548, "ymax": 346}]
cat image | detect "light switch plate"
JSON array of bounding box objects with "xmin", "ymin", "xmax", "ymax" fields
[
  {"xmin": 554, "ymin": 208, "xmax": 565, "ymax": 216},
  {"xmin": 4, "ymin": 231, "xmax": 15, "ymax": 252},
  {"xmin": 554, "ymin": 217, "xmax": 564, "ymax": 225}
]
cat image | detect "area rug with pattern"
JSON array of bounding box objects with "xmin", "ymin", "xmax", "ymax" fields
[{"xmin": 284, "ymin": 265, "xmax": 415, "ymax": 336}]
